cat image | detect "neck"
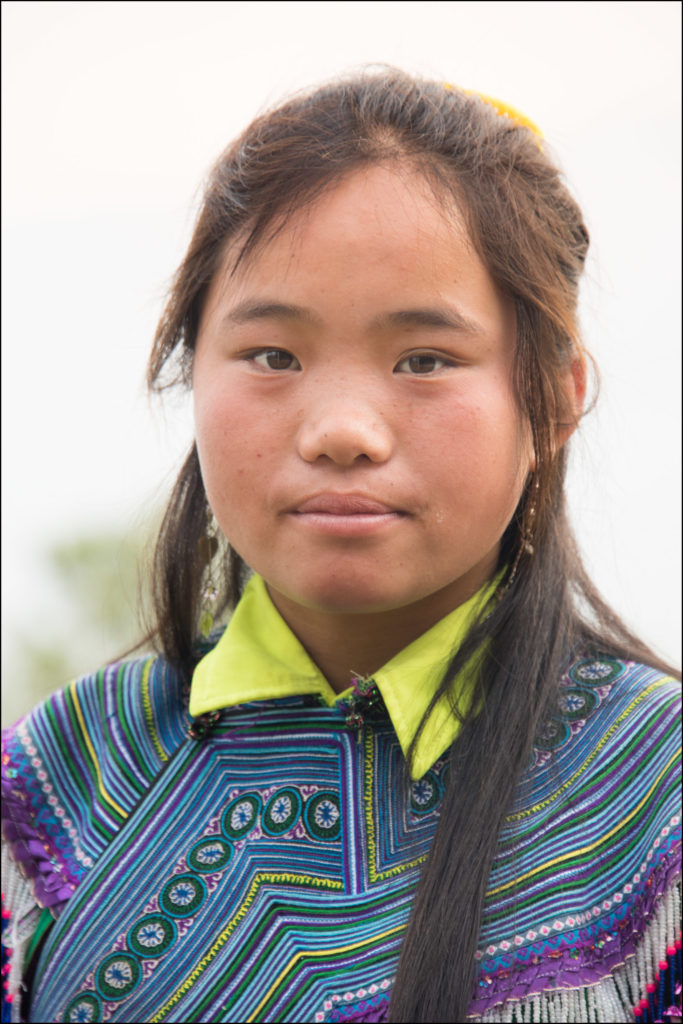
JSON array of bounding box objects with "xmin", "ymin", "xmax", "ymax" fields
[{"xmin": 266, "ymin": 568, "xmax": 495, "ymax": 693}]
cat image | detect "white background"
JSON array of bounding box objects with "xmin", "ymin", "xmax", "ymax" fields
[{"xmin": 2, "ymin": 1, "xmax": 681, "ymax": 699}]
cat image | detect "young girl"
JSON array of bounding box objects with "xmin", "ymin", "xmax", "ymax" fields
[{"xmin": 2, "ymin": 70, "xmax": 680, "ymax": 1024}]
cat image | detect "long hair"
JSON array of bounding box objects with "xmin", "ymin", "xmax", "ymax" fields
[{"xmin": 143, "ymin": 69, "xmax": 678, "ymax": 1021}]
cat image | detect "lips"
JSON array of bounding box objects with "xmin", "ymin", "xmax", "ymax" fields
[
  {"xmin": 291, "ymin": 494, "xmax": 403, "ymax": 515},
  {"xmin": 283, "ymin": 493, "xmax": 407, "ymax": 538}
]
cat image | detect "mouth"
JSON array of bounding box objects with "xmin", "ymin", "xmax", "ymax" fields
[
  {"xmin": 287, "ymin": 493, "xmax": 407, "ymax": 536},
  {"xmin": 292, "ymin": 494, "xmax": 404, "ymax": 515}
]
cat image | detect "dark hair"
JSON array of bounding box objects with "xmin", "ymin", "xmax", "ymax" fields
[{"xmin": 143, "ymin": 69, "xmax": 678, "ymax": 1021}]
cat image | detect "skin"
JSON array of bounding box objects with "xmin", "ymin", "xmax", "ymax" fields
[{"xmin": 193, "ymin": 164, "xmax": 537, "ymax": 692}]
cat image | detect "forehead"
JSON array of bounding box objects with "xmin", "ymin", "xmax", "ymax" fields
[
  {"xmin": 198, "ymin": 162, "xmax": 513, "ymax": 347},
  {"xmin": 216, "ymin": 164, "xmax": 473, "ymax": 289}
]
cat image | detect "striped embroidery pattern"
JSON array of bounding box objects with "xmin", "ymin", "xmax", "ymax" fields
[
  {"xmin": 1, "ymin": 657, "xmax": 189, "ymax": 910},
  {"xmin": 2, "ymin": 655, "xmax": 680, "ymax": 1022}
]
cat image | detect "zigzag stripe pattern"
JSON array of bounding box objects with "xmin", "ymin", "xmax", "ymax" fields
[{"xmin": 2, "ymin": 653, "xmax": 680, "ymax": 1022}]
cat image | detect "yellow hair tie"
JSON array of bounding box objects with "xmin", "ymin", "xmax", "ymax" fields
[{"xmin": 444, "ymin": 83, "xmax": 544, "ymax": 140}]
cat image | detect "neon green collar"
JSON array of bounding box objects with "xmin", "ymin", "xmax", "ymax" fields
[{"xmin": 190, "ymin": 574, "xmax": 496, "ymax": 779}]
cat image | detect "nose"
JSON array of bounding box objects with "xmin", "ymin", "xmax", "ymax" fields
[{"xmin": 296, "ymin": 388, "xmax": 394, "ymax": 466}]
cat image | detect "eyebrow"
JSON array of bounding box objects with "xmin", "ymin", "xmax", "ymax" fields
[
  {"xmin": 224, "ymin": 301, "xmax": 321, "ymax": 326},
  {"xmin": 372, "ymin": 307, "xmax": 484, "ymax": 335},
  {"xmin": 223, "ymin": 300, "xmax": 484, "ymax": 335}
]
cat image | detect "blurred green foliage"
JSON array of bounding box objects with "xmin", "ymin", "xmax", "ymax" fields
[{"xmin": 2, "ymin": 522, "xmax": 156, "ymax": 727}]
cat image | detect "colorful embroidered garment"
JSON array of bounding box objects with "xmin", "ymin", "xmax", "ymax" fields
[{"xmin": 1, "ymin": 581, "xmax": 681, "ymax": 1022}]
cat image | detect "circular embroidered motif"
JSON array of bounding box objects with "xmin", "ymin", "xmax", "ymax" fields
[
  {"xmin": 64, "ymin": 991, "xmax": 102, "ymax": 1022},
  {"xmin": 94, "ymin": 952, "xmax": 141, "ymax": 1001},
  {"xmin": 159, "ymin": 873, "xmax": 207, "ymax": 918},
  {"xmin": 570, "ymin": 657, "xmax": 623, "ymax": 686},
  {"xmin": 534, "ymin": 716, "xmax": 571, "ymax": 750},
  {"xmin": 304, "ymin": 792, "xmax": 341, "ymax": 841},
  {"xmin": 188, "ymin": 836, "xmax": 233, "ymax": 873},
  {"xmin": 410, "ymin": 771, "xmax": 441, "ymax": 814},
  {"xmin": 127, "ymin": 913, "xmax": 177, "ymax": 957},
  {"xmin": 262, "ymin": 788, "xmax": 302, "ymax": 836},
  {"xmin": 556, "ymin": 686, "xmax": 598, "ymax": 721},
  {"xmin": 221, "ymin": 792, "xmax": 262, "ymax": 840}
]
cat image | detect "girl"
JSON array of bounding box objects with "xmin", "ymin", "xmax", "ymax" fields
[{"xmin": 2, "ymin": 70, "xmax": 680, "ymax": 1024}]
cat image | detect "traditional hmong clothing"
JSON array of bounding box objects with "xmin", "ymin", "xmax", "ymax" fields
[{"xmin": 2, "ymin": 575, "xmax": 681, "ymax": 1022}]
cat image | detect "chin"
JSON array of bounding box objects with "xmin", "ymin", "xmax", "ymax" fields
[{"xmin": 277, "ymin": 572, "xmax": 425, "ymax": 616}]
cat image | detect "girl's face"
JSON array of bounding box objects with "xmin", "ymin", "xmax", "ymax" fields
[{"xmin": 194, "ymin": 165, "xmax": 533, "ymax": 620}]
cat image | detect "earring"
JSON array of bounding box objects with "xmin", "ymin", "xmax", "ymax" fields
[
  {"xmin": 500, "ymin": 476, "xmax": 539, "ymax": 595},
  {"xmin": 521, "ymin": 478, "xmax": 538, "ymax": 556},
  {"xmin": 198, "ymin": 507, "xmax": 220, "ymax": 639}
]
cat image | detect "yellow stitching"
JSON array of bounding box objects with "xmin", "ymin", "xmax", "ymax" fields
[
  {"xmin": 506, "ymin": 679, "xmax": 675, "ymax": 821},
  {"xmin": 151, "ymin": 872, "xmax": 343, "ymax": 1021},
  {"xmin": 488, "ymin": 745, "xmax": 680, "ymax": 898},
  {"xmin": 364, "ymin": 730, "xmax": 427, "ymax": 883},
  {"xmin": 364, "ymin": 729, "xmax": 378, "ymax": 880},
  {"xmin": 140, "ymin": 657, "xmax": 168, "ymax": 762},
  {"xmin": 246, "ymin": 922, "xmax": 405, "ymax": 1022},
  {"xmin": 70, "ymin": 682, "xmax": 128, "ymax": 818}
]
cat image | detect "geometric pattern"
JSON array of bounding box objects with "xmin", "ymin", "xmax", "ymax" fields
[{"xmin": 2, "ymin": 654, "xmax": 680, "ymax": 1022}]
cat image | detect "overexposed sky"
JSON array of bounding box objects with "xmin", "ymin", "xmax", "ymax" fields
[{"xmin": 2, "ymin": 1, "xmax": 681, "ymax": 670}]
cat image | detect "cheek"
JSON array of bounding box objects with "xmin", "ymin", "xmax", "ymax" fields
[
  {"xmin": 416, "ymin": 391, "xmax": 529, "ymax": 503},
  {"xmin": 194, "ymin": 386, "xmax": 269, "ymax": 503},
  {"xmin": 415, "ymin": 392, "xmax": 518, "ymax": 461}
]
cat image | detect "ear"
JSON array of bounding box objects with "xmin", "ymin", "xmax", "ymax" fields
[{"xmin": 556, "ymin": 354, "xmax": 587, "ymax": 449}]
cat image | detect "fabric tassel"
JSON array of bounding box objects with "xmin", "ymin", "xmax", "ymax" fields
[
  {"xmin": 0, "ymin": 849, "xmax": 43, "ymax": 1024},
  {"xmin": 476, "ymin": 881, "xmax": 682, "ymax": 1023},
  {"xmin": 2, "ymin": 898, "xmax": 12, "ymax": 1023}
]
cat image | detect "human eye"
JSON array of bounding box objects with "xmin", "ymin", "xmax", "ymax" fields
[
  {"xmin": 394, "ymin": 352, "xmax": 455, "ymax": 375},
  {"xmin": 248, "ymin": 348, "xmax": 301, "ymax": 371}
]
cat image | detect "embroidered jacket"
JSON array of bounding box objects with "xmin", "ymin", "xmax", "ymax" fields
[{"xmin": 2, "ymin": 577, "xmax": 681, "ymax": 1023}]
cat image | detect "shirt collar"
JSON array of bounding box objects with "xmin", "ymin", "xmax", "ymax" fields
[{"xmin": 190, "ymin": 574, "xmax": 497, "ymax": 779}]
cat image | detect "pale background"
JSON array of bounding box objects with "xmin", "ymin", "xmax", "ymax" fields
[{"xmin": 2, "ymin": 1, "xmax": 681, "ymax": 724}]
